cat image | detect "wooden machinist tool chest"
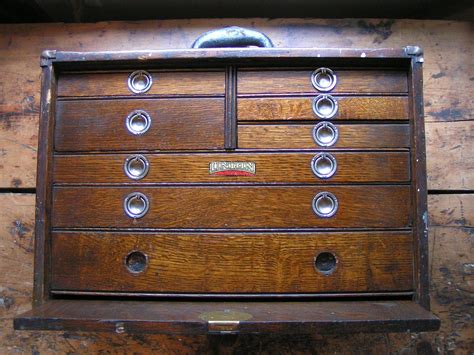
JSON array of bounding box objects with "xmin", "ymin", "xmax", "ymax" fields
[{"xmin": 14, "ymin": 27, "xmax": 440, "ymax": 334}]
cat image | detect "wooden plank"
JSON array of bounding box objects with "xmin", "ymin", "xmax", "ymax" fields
[
  {"xmin": 14, "ymin": 300, "xmax": 439, "ymax": 334},
  {"xmin": 238, "ymin": 96, "xmax": 408, "ymax": 121},
  {"xmin": 53, "ymin": 152, "xmax": 410, "ymax": 184},
  {"xmin": 50, "ymin": 231, "xmax": 413, "ymax": 293},
  {"xmin": 51, "ymin": 185, "xmax": 411, "ymax": 229},
  {"xmin": 0, "ymin": 19, "xmax": 471, "ymax": 188},
  {"xmin": 237, "ymin": 69, "xmax": 408, "ymax": 94},
  {"xmin": 55, "ymin": 98, "xmax": 225, "ymax": 151},
  {"xmin": 238, "ymin": 124, "xmax": 410, "ymax": 149},
  {"xmin": 58, "ymin": 71, "xmax": 225, "ymax": 97},
  {"xmin": 426, "ymin": 120, "xmax": 473, "ymax": 190}
]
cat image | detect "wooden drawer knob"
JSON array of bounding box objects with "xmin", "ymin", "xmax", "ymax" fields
[
  {"xmin": 125, "ymin": 110, "xmax": 151, "ymax": 135},
  {"xmin": 311, "ymin": 67, "xmax": 337, "ymax": 92},
  {"xmin": 312, "ymin": 94, "xmax": 338, "ymax": 119},
  {"xmin": 311, "ymin": 153, "xmax": 337, "ymax": 179},
  {"xmin": 312, "ymin": 192, "xmax": 338, "ymax": 218},
  {"xmin": 124, "ymin": 192, "xmax": 149, "ymax": 218},
  {"xmin": 124, "ymin": 155, "xmax": 149, "ymax": 180},
  {"xmin": 128, "ymin": 70, "xmax": 153, "ymax": 94}
]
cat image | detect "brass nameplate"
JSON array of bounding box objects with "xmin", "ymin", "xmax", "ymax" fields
[{"xmin": 209, "ymin": 161, "xmax": 256, "ymax": 176}]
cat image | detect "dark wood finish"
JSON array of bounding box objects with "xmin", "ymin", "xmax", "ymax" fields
[
  {"xmin": 33, "ymin": 58, "xmax": 56, "ymax": 306},
  {"xmin": 50, "ymin": 231, "xmax": 413, "ymax": 293},
  {"xmin": 238, "ymin": 69, "xmax": 408, "ymax": 94},
  {"xmin": 225, "ymin": 66, "xmax": 237, "ymax": 149},
  {"xmin": 52, "ymin": 185, "xmax": 411, "ymax": 229},
  {"xmin": 13, "ymin": 300, "xmax": 440, "ymax": 334},
  {"xmin": 238, "ymin": 96, "xmax": 408, "ymax": 121},
  {"xmin": 57, "ymin": 71, "xmax": 225, "ymax": 97},
  {"xmin": 409, "ymin": 59, "xmax": 430, "ymax": 309},
  {"xmin": 55, "ymin": 98, "xmax": 225, "ymax": 151},
  {"xmin": 238, "ymin": 124, "xmax": 410, "ymax": 149},
  {"xmin": 53, "ymin": 152, "xmax": 410, "ymax": 184}
]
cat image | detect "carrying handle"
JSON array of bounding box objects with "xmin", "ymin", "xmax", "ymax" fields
[{"xmin": 192, "ymin": 26, "xmax": 274, "ymax": 48}]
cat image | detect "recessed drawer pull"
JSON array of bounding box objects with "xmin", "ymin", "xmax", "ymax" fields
[
  {"xmin": 314, "ymin": 252, "xmax": 338, "ymax": 275},
  {"xmin": 312, "ymin": 122, "xmax": 339, "ymax": 147},
  {"xmin": 128, "ymin": 70, "xmax": 153, "ymax": 94},
  {"xmin": 125, "ymin": 110, "xmax": 151, "ymax": 135},
  {"xmin": 125, "ymin": 251, "xmax": 148, "ymax": 273},
  {"xmin": 312, "ymin": 94, "xmax": 338, "ymax": 119},
  {"xmin": 312, "ymin": 192, "xmax": 338, "ymax": 218},
  {"xmin": 124, "ymin": 154, "xmax": 149, "ymax": 180},
  {"xmin": 124, "ymin": 192, "xmax": 149, "ymax": 218},
  {"xmin": 311, "ymin": 153, "xmax": 337, "ymax": 179},
  {"xmin": 311, "ymin": 67, "xmax": 337, "ymax": 92}
]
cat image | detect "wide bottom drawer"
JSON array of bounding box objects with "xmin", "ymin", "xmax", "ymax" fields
[{"xmin": 51, "ymin": 231, "xmax": 413, "ymax": 294}]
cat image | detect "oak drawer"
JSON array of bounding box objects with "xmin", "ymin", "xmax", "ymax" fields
[
  {"xmin": 238, "ymin": 124, "xmax": 410, "ymax": 149},
  {"xmin": 55, "ymin": 98, "xmax": 224, "ymax": 151},
  {"xmin": 54, "ymin": 152, "xmax": 410, "ymax": 184},
  {"xmin": 238, "ymin": 69, "xmax": 408, "ymax": 94},
  {"xmin": 52, "ymin": 185, "xmax": 411, "ymax": 229},
  {"xmin": 51, "ymin": 231, "xmax": 413, "ymax": 294},
  {"xmin": 237, "ymin": 96, "xmax": 408, "ymax": 121},
  {"xmin": 58, "ymin": 70, "xmax": 225, "ymax": 97}
]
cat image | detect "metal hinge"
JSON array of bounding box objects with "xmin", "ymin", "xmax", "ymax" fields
[{"xmin": 404, "ymin": 46, "xmax": 424, "ymax": 63}]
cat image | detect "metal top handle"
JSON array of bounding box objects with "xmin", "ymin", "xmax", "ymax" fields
[{"xmin": 192, "ymin": 26, "xmax": 274, "ymax": 49}]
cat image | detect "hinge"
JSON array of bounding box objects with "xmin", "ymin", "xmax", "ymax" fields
[
  {"xmin": 40, "ymin": 50, "xmax": 57, "ymax": 67},
  {"xmin": 404, "ymin": 46, "xmax": 424, "ymax": 63}
]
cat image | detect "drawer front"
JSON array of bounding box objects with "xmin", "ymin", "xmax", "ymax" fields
[
  {"xmin": 237, "ymin": 97, "xmax": 408, "ymax": 121},
  {"xmin": 55, "ymin": 98, "xmax": 224, "ymax": 151},
  {"xmin": 51, "ymin": 232, "xmax": 413, "ymax": 293},
  {"xmin": 52, "ymin": 186, "xmax": 411, "ymax": 229},
  {"xmin": 238, "ymin": 124, "xmax": 410, "ymax": 149},
  {"xmin": 54, "ymin": 152, "xmax": 410, "ymax": 184},
  {"xmin": 58, "ymin": 71, "xmax": 225, "ymax": 97},
  {"xmin": 238, "ymin": 69, "xmax": 408, "ymax": 94}
]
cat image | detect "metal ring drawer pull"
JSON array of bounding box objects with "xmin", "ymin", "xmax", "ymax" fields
[
  {"xmin": 312, "ymin": 192, "xmax": 338, "ymax": 218},
  {"xmin": 128, "ymin": 70, "xmax": 153, "ymax": 94},
  {"xmin": 311, "ymin": 67, "xmax": 337, "ymax": 92},
  {"xmin": 311, "ymin": 153, "xmax": 337, "ymax": 179},
  {"xmin": 312, "ymin": 94, "xmax": 338, "ymax": 119},
  {"xmin": 124, "ymin": 154, "xmax": 149, "ymax": 180},
  {"xmin": 124, "ymin": 192, "xmax": 149, "ymax": 218},
  {"xmin": 312, "ymin": 122, "xmax": 338, "ymax": 147},
  {"xmin": 126, "ymin": 110, "xmax": 151, "ymax": 135}
]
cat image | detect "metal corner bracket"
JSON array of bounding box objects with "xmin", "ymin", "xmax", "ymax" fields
[
  {"xmin": 404, "ymin": 46, "xmax": 424, "ymax": 63},
  {"xmin": 40, "ymin": 50, "xmax": 57, "ymax": 67}
]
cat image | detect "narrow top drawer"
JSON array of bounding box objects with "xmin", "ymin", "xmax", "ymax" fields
[
  {"xmin": 238, "ymin": 69, "xmax": 408, "ymax": 95},
  {"xmin": 57, "ymin": 70, "xmax": 225, "ymax": 97}
]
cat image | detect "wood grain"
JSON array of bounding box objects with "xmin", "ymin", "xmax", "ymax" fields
[
  {"xmin": 53, "ymin": 152, "xmax": 410, "ymax": 184},
  {"xmin": 238, "ymin": 96, "xmax": 408, "ymax": 121},
  {"xmin": 238, "ymin": 69, "xmax": 408, "ymax": 94},
  {"xmin": 58, "ymin": 71, "xmax": 225, "ymax": 97},
  {"xmin": 50, "ymin": 231, "xmax": 413, "ymax": 293},
  {"xmin": 55, "ymin": 98, "xmax": 225, "ymax": 151},
  {"xmin": 238, "ymin": 124, "xmax": 410, "ymax": 149},
  {"xmin": 51, "ymin": 185, "xmax": 411, "ymax": 229},
  {"xmin": 0, "ymin": 19, "xmax": 471, "ymax": 189}
]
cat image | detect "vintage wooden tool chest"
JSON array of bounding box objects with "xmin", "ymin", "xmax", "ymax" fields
[{"xmin": 14, "ymin": 27, "xmax": 439, "ymax": 334}]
